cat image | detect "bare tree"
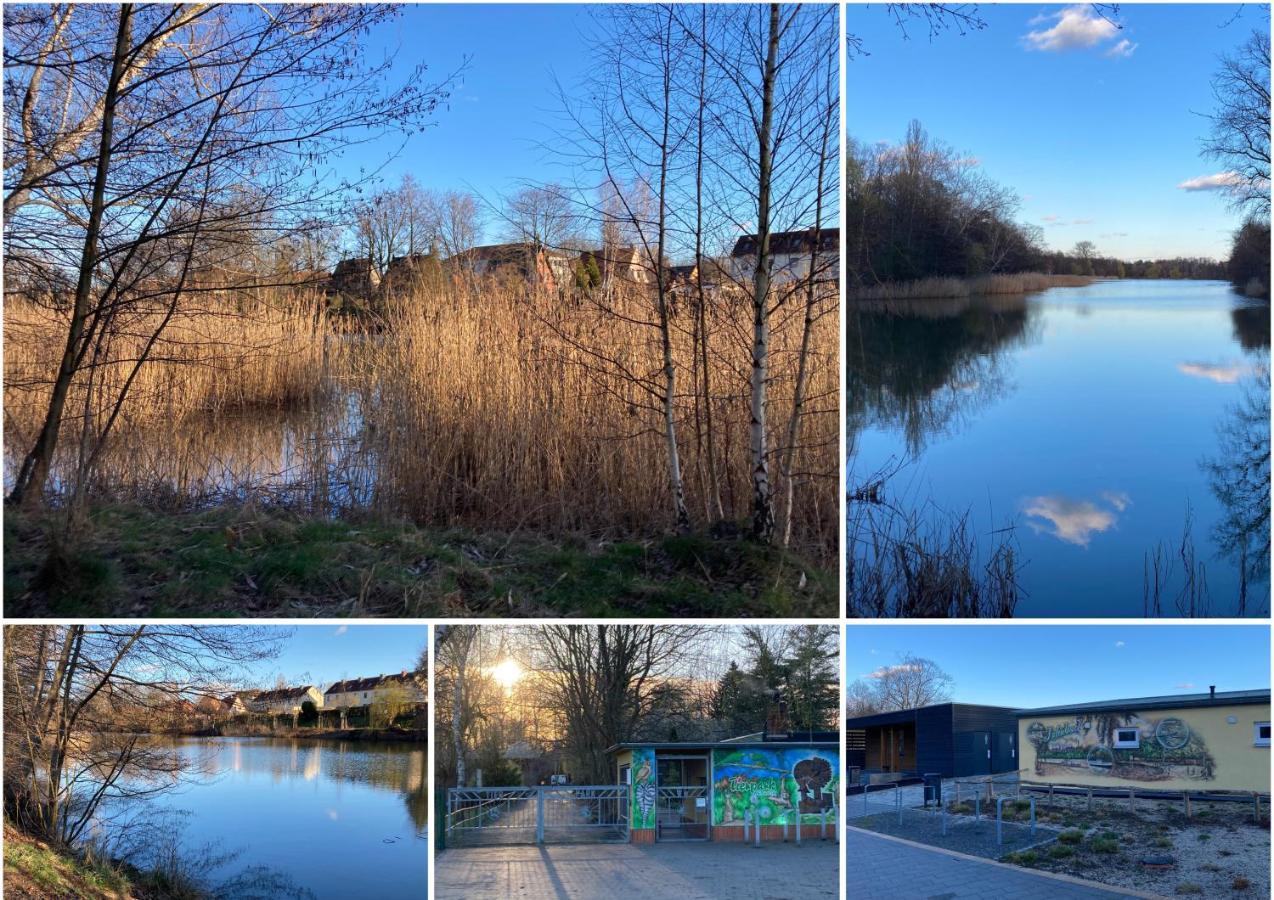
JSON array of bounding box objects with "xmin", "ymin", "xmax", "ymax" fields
[
  {"xmin": 531, "ymin": 625, "xmax": 703, "ymax": 784},
  {"xmin": 1202, "ymin": 29, "xmax": 1271, "ymax": 218},
  {"xmin": 4, "ymin": 4, "xmax": 455, "ymax": 513},
  {"xmin": 850, "ymin": 653, "xmax": 954, "ymax": 712},
  {"xmin": 3, "ymin": 625, "xmax": 281, "ymax": 846}
]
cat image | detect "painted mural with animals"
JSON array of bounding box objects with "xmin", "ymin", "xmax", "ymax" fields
[{"xmin": 711, "ymin": 748, "xmax": 839, "ymax": 826}]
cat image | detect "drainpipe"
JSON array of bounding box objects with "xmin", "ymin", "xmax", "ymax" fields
[{"xmin": 1209, "ymin": 685, "xmax": 1216, "ymax": 701}]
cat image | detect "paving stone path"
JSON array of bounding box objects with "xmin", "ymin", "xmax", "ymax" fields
[{"xmin": 846, "ymin": 828, "xmax": 1157, "ymax": 900}]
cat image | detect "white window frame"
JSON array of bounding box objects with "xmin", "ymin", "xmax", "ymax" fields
[
  {"xmin": 1113, "ymin": 728, "xmax": 1140, "ymax": 749},
  {"xmin": 1255, "ymin": 722, "xmax": 1271, "ymax": 747}
]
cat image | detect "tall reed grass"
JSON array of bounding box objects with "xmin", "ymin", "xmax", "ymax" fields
[{"xmin": 4, "ymin": 278, "xmax": 839, "ymax": 562}]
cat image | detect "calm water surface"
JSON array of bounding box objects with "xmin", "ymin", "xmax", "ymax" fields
[
  {"xmin": 100, "ymin": 737, "xmax": 427, "ymax": 899},
  {"xmin": 847, "ymin": 279, "xmax": 1270, "ymax": 616}
]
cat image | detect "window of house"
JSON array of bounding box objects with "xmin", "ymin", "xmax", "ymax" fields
[
  {"xmin": 1113, "ymin": 728, "xmax": 1140, "ymax": 749},
  {"xmin": 1255, "ymin": 722, "xmax": 1271, "ymax": 747}
]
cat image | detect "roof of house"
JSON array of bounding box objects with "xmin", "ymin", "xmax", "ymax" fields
[
  {"xmin": 844, "ymin": 703, "xmax": 1016, "ymax": 730},
  {"xmin": 254, "ymin": 686, "xmax": 317, "ymax": 703},
  {"xmin": 324, "ymin": 671, "xmax": 423, "ymax": 695},
  {"xmin": 1015, "ymin": 689, "xmax": 1271, "ymax": 718},
  {"xmin": 730, "ymin": 227, "xmax": 839, "ymax": 257}
]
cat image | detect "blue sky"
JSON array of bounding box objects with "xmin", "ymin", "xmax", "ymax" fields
[
  {"xmin": 848, "ymin": 3, "xmax": 1267, "ymax": 260},
  {"xmin": 250, "ymin": 626, "xmax": 428, "ymax": 689},
  {"xmin": 331, "ymin": 5, "xmax": 594, "ymax": 235},
  {"xmin": 846, "ymin": 625, "xmax": 1270, "ymax": 708}
]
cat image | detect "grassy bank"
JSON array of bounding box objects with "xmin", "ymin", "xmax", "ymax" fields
[
  {"xmin": 4, "ymin": 503, "xmax": 835, "ymax": 617},
  {"xmin": 3, "ymin": 820, "xmax": 197, "ymax": 900},
  {"xmin": 848, "ymin": 272, "xmax": 1094, "ymax": 302}
]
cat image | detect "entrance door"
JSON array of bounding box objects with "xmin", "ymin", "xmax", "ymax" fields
[
  {"xmin": 992, "ymin": 732, "xmax": 1016, "ymax": 773},
  {"xmin": 655, "ymin": 756, "xmax": 710, "ymax": 840}
]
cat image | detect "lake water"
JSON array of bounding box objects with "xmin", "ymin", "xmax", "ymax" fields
[
  {"xmin": 97, "ymin": 737, "xmax": 427, "ymax": 899},
  {"xmin": 847, "ymin": 279, "xmax": 1270, "ymax": 616}
]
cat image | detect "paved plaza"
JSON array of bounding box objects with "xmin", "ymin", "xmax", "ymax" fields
[{"xmin": 435, "ymin": 840, "xmax": 840, "ymax": 900}]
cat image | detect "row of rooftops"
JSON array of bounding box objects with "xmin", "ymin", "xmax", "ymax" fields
[
  {"xmin": 223, "ymin": 670, "xmax": 425, "ymax": 708},
  {"xmin": 844, "ymin": 688, "xmax": 1272, "ymax": 729}
]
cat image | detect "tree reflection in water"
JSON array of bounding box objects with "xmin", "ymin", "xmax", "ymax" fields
[
  {"xmin": 846, "ymin": 294, "xmax": 1039, "ymax": 457},
  {"xmin": 1203, "ymin": 353, "xmax": 1271, "ymax": 615}
]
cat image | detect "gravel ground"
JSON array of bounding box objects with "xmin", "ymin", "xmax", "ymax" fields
[{"xmin": 997, "ymin": 794, "xmax": 1270, "ymax": 897}]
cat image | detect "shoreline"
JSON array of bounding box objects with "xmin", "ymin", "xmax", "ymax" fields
[{"xmin": 164, "ymin": 727, "xmax": 425, "ymax": 744}]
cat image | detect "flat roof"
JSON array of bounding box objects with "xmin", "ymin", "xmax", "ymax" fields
[
  {"xmin": 1015, "ymin": 689, "xmax": 1271, "ymax": 718},
  {"xmin": 606, "ymin": 738, "xmax": 836, "ymax": 754},
  {"xmin": 844, "ymin": 702, "xmax": 1015, "ymax": 730}
]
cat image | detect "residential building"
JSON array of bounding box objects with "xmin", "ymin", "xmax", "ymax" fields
[
  {"xmin": 728, "ymin": 227, "xmax": 839, "ymax": 286},
  {"xmin": 251, "ymin": 685, "xmax": 323, "ymax": 716}
]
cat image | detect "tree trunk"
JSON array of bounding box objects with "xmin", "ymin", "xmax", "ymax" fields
[
  {"xmin": 8, "ymin": 5, "xmax": 133, "ymax": 507},
  {"xmin": 749, "ymin": 4, "xmax": 780, "ymax": 544}
]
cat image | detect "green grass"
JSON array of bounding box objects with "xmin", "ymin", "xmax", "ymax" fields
[
  {"xmin": 4, "ymin": 821, "xmax": 132, "ymax": 899},
  {"xmin": 1058, "ymin": 829, "xmax": 1084, "ymax": 844},
  {"xmin": 4, "ymin": 503, "xmax": 836, "ymax": 617},
  {"xmin": 1047, "ymin": 844, "xmax": 1076, "ymax": 859}
]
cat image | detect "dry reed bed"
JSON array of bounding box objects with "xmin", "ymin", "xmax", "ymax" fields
[
  {"xmin": 3, "ymin": 297, "xmax": 327, "ymax": 429},
  {"xmin": 369, "ymin": 284, "xmax": 838, "ymax": 558},
  {"xmin": 4, "ymin": 281, "xmax": 839, "ymax": 561},
  {"xmin": 848, "ymin": 272, "xmax": 1094, "ymax": 302}
]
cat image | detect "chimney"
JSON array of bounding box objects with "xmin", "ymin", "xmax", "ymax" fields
[
  {"xmin": 765, "ymin": 694, "xmax": 789, "ymax": 739},
  {"xmin": 1209, "ymin": 685, "xmax": 1216, "ymax": 700}
]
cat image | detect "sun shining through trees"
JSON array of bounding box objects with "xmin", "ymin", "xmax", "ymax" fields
[{"xmin": 491, "ymin": 659, "xmax": 524, "ymax": 691}]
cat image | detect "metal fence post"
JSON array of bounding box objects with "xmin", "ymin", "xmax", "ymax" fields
[
  {"xmin": 782, "ymin": 819, "xmax": 789, "ymax": 843},
  {"xmin": 820, "ymin": 807, "xmax": 827, "ymax": 840},
  {"xmin": 743, "ymin": 810, "xmax": 750, "ymax": 844},
  {"xmin": 941, "ymin": 803, "xmax": 947, "ymax": 836},
  {"xmin": 896, "ymin": 785, "xmax": 903, "ymax": 826},
  {"xmin": 1029, "ymin": 797, "xmax": 1036, "ymax": 837},
  {"xmin": 796, "ymin": 815, "xmax": 801, "ymax": 845},
  {"xmin": 863, "ymin": 785, "xmax": 868, "ymax": 816},
  {"xmin": 975, "ymin": 791, "xmax": 981, "ymax": 822},
  {"xmin": 996, "ymin": 797, "xmax": 1004, "ymax": 846},
  {"xmin": 755, "ymin": 811, "xmax": 761, "ymax": 848},
  {"xmin": 536, "ymin": 787, "xmax": 545, "ymax": 844}
]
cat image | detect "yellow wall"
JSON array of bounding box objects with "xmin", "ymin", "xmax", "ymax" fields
[
  {"xmin": 1018, "ymin": 703, "xmax": 1270, "ymax": 793},
  {"xmin": 614, "ymin": 749, "xmax": 633, "ymax": 783}
]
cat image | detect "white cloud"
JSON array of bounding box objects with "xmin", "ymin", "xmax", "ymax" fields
[
  {"xmin": 1042, "ymin": 214, "xmax": 1061, "ymax": 223},
  {"xmin": 1175, "ymin": 682, "xmax": 1195, "ymax": 690},
  {"xmin": 1178, "ymin": 361, "xmax": 1252, "ymax": 384},
  {"xmin": 1178, "ymin": 172, "xmax": 1244, "ymax": 192},
  {"xmin": 1106, "ymin": 39, "xmax": 1138, "ymax": 58},
  {"xmin": 334, "ymin": 625, "xmax": 348, "ymax": 636},
  {"xmin": 1072, "ymin": 218, "xmax": 1095, "ymax": 225},
  {"xmin": 1024, "ymin": 6, "xmax": 1120, "ymax": 52},
  {"xmin": 867, "ymin": 663, "xmax": 922, "ymax": 680},
  {"xmin": 1115, "ymin": 641, "xmax": 1126, "ymax": 648}
]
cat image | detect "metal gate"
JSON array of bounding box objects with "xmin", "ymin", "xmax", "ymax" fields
[
  {"xmin": 656, "ymin": 786, "xmax": 710, "ymax": 840},
  {"xmin": 447, "ymin": 786, "xmax": 629, "ymax": 846}
]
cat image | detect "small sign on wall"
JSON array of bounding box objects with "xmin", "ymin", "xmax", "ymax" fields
[{"xmin": 695, "ymin": 798, "xmax": 706, "ymax": 808}]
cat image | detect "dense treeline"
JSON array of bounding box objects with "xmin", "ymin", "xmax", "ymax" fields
[
  {"xmin": 1040, "ymin": 250, "xmax": 1228, "ymax": 281},
  {"xmin": 848, "ymin": 121, "xmax": 1234, "ymax": 292},
  {"xmin": 847, "ymin": 122, "xmax": 1042, "ymax": 285}
]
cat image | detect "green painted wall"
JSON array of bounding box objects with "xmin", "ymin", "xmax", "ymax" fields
[{"xmin": 711, "ymin": 747, "xmax": 840, "ymax": 826}]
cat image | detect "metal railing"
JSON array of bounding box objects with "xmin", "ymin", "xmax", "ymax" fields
[{"xmin": 446, "ymin": 785, "xmax": 629, "ymax": 845}]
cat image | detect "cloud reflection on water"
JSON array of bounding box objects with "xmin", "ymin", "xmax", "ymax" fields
[{"xmin": 1023, "ymin": 491, "xmax": 1131, "ymax": 547}]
